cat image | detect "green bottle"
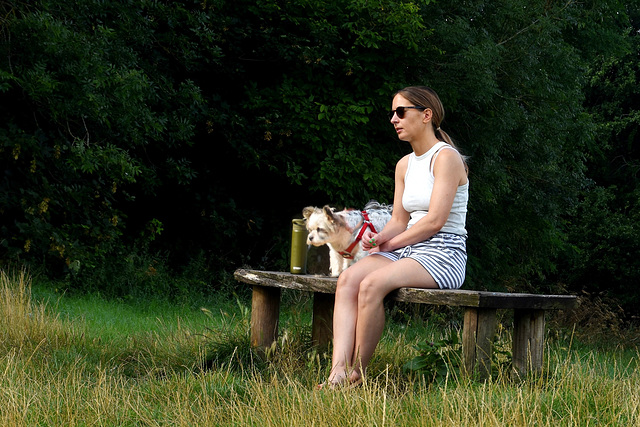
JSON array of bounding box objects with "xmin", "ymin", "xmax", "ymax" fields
[{"xmin": 290, "ymin": 219, "xmax": 308, "ymax": 274}]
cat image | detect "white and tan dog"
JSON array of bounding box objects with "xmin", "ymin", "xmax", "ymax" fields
[{"xmin": 303, "ymin": 200, "xmax": 392, "ymax": 276}]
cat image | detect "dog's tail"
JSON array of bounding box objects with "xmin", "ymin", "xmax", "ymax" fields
[{"xmin": 363, "ymin": 199, "xmax": 393, "ymax": 212}]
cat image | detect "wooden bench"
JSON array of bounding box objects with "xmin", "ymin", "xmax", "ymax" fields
[{"xmin": 234, "ymin": 269, "xmax": 578, "ymax": 379}]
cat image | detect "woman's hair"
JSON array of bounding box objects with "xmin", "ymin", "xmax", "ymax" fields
[{"xmin": 394, "ymin": 86, "xmax": 467, "ymax": 170}]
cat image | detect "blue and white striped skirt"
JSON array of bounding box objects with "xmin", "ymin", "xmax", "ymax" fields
[{"xmin": 374, "ymin": 232, "xmax": 467, "ymax": 289}]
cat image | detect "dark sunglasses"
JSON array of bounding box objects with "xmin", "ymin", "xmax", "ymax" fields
[{"xmin": 388, "ymin": 106, "xmax": 426, "ymax": 120}]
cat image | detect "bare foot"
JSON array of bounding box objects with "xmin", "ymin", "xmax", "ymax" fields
[
  {"xmin": 316, "ymin": 373, "xmax": 362, "ymax": 390},
  {"xmin": 316, "ymin": 371, "xmax": 349, "ymax": 390}
]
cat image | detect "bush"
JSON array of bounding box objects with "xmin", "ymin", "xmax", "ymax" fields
[{"xmin": 1, "ymin": 0, "xmax": 638, "ymax": 312}]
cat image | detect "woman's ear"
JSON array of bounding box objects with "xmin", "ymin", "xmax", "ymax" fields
[{"xmin": 422, "ymin": 108, "xmax": 433, "ymax": 124}]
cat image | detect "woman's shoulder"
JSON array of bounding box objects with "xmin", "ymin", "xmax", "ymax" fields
[
  {"xmin": 434, "ymin": 145, "xmax": 464, "ymax": 166},
  {"xmin": 395, "ymin": 154, "xmax": 411, "ymax": 173},
  {"xmin": 433, "ymin": 146, "xmax": 468, "ymax": 183},
  {"xmin": 396, "ymin": 153, "xmax": 412, "ymax": 166}
]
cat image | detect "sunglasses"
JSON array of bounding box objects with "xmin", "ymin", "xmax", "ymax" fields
[{"xmin": 388, "ymin": 106, "xmax": 426, "ymax": 120}]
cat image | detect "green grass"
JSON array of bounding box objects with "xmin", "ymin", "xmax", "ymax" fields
[{"xmin": 1, "ymin": 269, "xmax": 639, "ymax": 425}]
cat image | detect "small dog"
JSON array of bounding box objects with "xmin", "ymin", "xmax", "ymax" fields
[{"xmin": 303, "ymin": 200, "xmax": 392, "ymax": 276}]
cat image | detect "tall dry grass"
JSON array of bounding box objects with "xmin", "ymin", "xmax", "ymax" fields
[
  {"xmin": 0, "ymin": 269, "xmax": 75, "ymax": 356},
  {"xmin": 1, "ymin": 269, "xmax": 639, "ymax": 425}
]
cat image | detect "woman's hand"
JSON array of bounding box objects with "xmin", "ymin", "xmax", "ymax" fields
[{"xmin": 361, "ymin": 229, "xmax": 385, "ymax": 253}]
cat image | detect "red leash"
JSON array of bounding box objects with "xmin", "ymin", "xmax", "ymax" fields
[{"xmin": 339, "ymin": 211, "xmax": 378, "ymax": 259}]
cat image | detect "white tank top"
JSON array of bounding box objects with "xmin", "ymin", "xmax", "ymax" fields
[{"xmin": 402, "ymin": 141, "xmax": 468, "ymax": 236}]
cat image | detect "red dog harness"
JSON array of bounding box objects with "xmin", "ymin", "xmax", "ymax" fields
[{"xmin": 339, "ymin": 211, "xmax": 378, "ymax": 259}]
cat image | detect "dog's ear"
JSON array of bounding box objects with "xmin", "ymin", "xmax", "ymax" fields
[
  {"xmin": 323, "ymin": 206, "xmax": 346, "ymax": 227},
  {"xmin": 322, "ymin": 205, "xmax": 336, "ymax": 223},
  {"xmin": 302, "ymin": 206, "xmax": 316, "ymax": 220}
]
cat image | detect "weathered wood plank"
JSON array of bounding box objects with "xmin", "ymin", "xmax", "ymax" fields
[
  {"xmin": 477, "ymin": 293, "xmax": 578, "ymax": 310},
  {"xmin": 512, "ymin": 309, "xmax": 545, "ymax": 377},
  {"xmin": 250, "ymin": 285, "xmax": 280, "ymax": 349},
  {"xmin": 235, "ymin": 269, "xmax": 578, "ymax": 310},
  {"xmin": 461, "ymin": 308, "xmax": 497, "ymax": 380},
  {"xmin": 311, "ymin": 292, "xmax": 334, "ymax": 348},
  {"xmin": 392, "ymin": 287, "xmax": 481, "ymax": 307},
  {"xmin": 462, "ymin": 308, "xmax": 478, "ymax": 377},
  {"xmin": 235, "ymin": 269, "xmax": 337, "ymax": 293},
  {"xmin": 475, "ymin": 308, "xmax": 497, "ymax": 380}
]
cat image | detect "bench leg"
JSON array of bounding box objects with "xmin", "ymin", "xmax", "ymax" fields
[
  {"xmin": 311, "ymin": 292, "xmax": 334, "ymax": 348},
  {"xmin": 462, "ymin": 307, "xmax": 497, "ymax": 380},
  {"xmin": 512, "ymin": 309, "xmax": 545, "ymax": 378},
  {"xmin": 250, "ymin": 285, "xmax": 281, "ymax": 350}
]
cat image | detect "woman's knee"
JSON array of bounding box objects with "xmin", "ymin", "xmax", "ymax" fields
[
  {"xmin": 357, "ymin": 275, "xmax": 385, "ymax": 308},
  {"xmin": 335, "ymin": 271, "xmax": 359, "ymax": 299}
]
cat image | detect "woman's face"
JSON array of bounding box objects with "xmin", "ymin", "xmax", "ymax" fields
[{"xmin": 390, "ymin": 94, "xmax": 428, "ymax": 142}]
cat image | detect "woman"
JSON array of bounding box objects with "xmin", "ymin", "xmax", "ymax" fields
[{"xmin": 319, "ymin": 86, "xmax": 469, "ymax": 389}]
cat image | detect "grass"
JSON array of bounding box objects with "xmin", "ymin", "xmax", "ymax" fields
[{"xmin": 1, "ymin": 269, "xmax": 639, "ymax": 425}]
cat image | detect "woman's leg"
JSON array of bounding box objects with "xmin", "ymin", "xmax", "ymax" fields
[
  {"xmin": 327, "ymin": 254, "xmax": 392, "ymax": 385},
  {"xmin": 350, "ymin": 258, "xmax": 438, "ymax": 381}
]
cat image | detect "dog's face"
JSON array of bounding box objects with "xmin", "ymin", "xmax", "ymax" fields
[{"xmin": 302, "ymin": 206, "xmax": 345, "ymax": 246}]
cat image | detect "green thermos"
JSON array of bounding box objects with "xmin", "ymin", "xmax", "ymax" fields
[{"xmin": 290, "ymin": 219, "xmax": 308, "ymax": 274}]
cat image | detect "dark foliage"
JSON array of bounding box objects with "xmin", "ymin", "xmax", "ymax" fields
[{"xmin": 0, "ymin": 0, "xmax": 638, "ymax": 312}]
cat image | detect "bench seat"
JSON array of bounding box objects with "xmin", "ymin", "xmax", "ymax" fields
[{"xmin": 234, "ymin": 268, "xmax": 578, "ymax": 379}]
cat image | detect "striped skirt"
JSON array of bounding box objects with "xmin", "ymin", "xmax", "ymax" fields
[{"xmin": 374, "ymin": 232, "xmax": 467, "ymax": 289}]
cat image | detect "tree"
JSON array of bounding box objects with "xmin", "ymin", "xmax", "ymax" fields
[
  {"xmin": 0, "ymin": 1, "xmax": 209, "ymax": 282},
  {"xmin": 560, "ymin": 3, "xmax": 640, "ymax": 311},
  {"xmin": 1, "ymin": 0, "xmax": 636, "ymax": 307},
  {"xmin": 413, "ymin": 0, "xmax": 595, "ymax": 290}
]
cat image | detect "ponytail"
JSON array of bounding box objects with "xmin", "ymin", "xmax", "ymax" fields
[{"xmin": 434, "ymin": 127, "xmax": 453, "ymax": 145}]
